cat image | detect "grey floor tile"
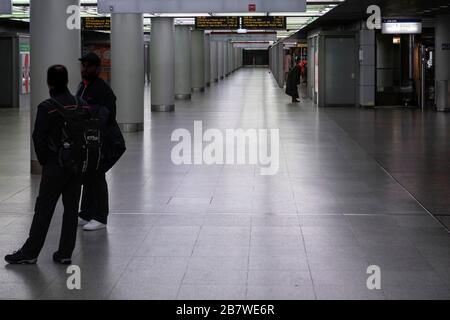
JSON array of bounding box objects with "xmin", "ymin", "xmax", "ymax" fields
[
  {"xmin": 246, "ymin": 285, "xmax": 316, "ymax": 300},
  {"xmin": 178, "ymin": 285, "xmax": 246, "ymax": 300},
  {"xmin": 249, "ymin": 255, "xmax": 310, "ymax": 271},
  {"xmin": 109, "ymin": 284, "xmax": 180, "ymax": 300},
  {"xmin": 315, "ymin": 284, "xmax": 386, "ymax": 300},
  {"xmin": 247, "ymin": 270, "xmax": 312, "ymax": 287},
  {"xmin": 192, "ymin": 245, "xmax": 250, "ymax": 258},
  {"xmin": 383, "ymin": 284, "xmax": 450, "ymax": 300},
  {"xmin": 182, "ymin": 267, "xmax": 247, "ymax": 286}
]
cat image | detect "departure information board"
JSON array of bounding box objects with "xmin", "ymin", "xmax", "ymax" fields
[
  {"xmin": 82, "ymin": 17, "xmax": 111, "ymax": 31},
  {"xmin": 196, "ymin": 16, "xmax": 286, "ymax": 30},
  {"xmin": 242, "ymin": 16, "xmax": 286, "ymax": 30},
  {"xmin": 195, "ymin": 17, "xmax": 240, "ymax": 30}
]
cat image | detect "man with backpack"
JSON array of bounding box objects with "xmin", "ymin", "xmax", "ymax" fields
[
  {"xmin": 76, "ymin": 52, "xmax": 122, "ymax": 231},
  {"xmin": 4, "ymin": 65, "xmax": 108, "ymax": 265}
]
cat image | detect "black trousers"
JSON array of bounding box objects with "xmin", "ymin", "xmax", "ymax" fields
[
  {"xmin": 21, "ymin": 164, "xmax": 82, "ymax": 258},
  {"xmin": 79, "ymin": 171, "xmax": 109, "ymax": 224}
]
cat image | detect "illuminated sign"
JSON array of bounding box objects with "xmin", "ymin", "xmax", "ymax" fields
[
  {"xmin": 0, "ymin": 0, "xmax": 11, "ymax": 14},
  {"xmin": 98, "ymin": 0, "xmax": 306, "ymax": 14},
  {"xmin": 382, "ymin": 19, "xmax": 422, "ymax": 34},
  {"xmin": 242, "ymin": 16, "xmax": 286, "ymax": 30},
  {"xmin": 195, "ymin": 17, "xmax": 239, "ymax": 30},
  {"xmin": 82, "ymin": 17, "xmax": 111, "ymax": 31}
]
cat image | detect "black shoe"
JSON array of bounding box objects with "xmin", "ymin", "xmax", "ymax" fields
[
  {"xmin": 292, "ymin": 98, "xmax": 300, "ymax": 103},
  {"xmin": 52, "ymin": 252, "xmax": 72, "ymax": 265},
  {"xmin": 4, "ymin": 250, "xmax": 37, "ymax": 265}
]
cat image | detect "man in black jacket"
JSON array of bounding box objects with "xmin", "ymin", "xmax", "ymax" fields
[
  {"xmin": 5, "ymin": 65, "xmax": 87, "ymax": 265},
  {"xmin": 77, "ymin": 52, "xmax": 117, "ymax": 231},
  {"xmin": 285, "ymin": 56, "xmax": 301, "ymax": 103}
]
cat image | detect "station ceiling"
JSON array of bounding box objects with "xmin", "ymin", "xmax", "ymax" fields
[
  {"xmin": 1, "ymin": 0, "xmax": 345, "ymax": 38},
  {"xmin": 301, "ymin": 0, "xmax": 450, "ymax": 32}
]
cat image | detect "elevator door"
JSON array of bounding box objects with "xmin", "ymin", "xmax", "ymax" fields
[{"xmin": 324, "ymin": 37, "xmax": 356, "ymax": 106}]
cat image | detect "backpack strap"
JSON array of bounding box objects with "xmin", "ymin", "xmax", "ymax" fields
[{"xmin": 45, "ymin": 96, "xmax": 79, "ymax": 119}]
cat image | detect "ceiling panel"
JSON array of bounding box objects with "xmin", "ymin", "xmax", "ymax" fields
[{"xmin": 0, "ymin": 0, "xmax": 345, "ymax": 39}]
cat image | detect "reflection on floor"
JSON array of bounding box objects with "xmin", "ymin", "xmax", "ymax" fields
[{"xmin": 0, "ymin": 69, "xmax": 449, "ymax": 300}]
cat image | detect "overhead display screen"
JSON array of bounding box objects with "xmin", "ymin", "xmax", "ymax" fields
[
  {"xmin": 195, "ymin": 17, "xmax": 240, "ymax": 30},
  {"xmin": 242, "ymin": 16, "xmax": 286, "ymax": 30},
  {"xmin": 82, "ymin": 17, "xmax": 111, "ymax": 31},
  {"xmin": 382, "ymin": 19, "xmax": 422, "ymax": 34},
  {"xmin": 196, "ymin": 16, "xmax": 287, "ymax": 30}
]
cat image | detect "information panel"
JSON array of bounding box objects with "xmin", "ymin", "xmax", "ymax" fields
[
  {"xmin": 195, "ymin": 17, "xmax": 239, "ymax": 30},
  {"xmin": 242, "ymin": 16, "xmax": 286, "ymax": 30},
  {"xmin": 0, "ymin": 0, "xmax": 11, "ymax": 14},
  {"xmin": 382, "ymin": 19, "xmax": 422, "ymax": 34},
  {"xmin": 82, "ymin": 17, "xmax": 111, "ymax": 31}
]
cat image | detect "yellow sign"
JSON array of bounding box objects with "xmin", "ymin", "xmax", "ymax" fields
[
  {"xmin": 82, "ymin": 17, "xmax": 111, "ymax": 31},
  {"xmin": 242, "ymin": 16, "xmax": 286, "ymax": 30},
  {"xmin": 195, "ymin": 17, "xmax": 239, "ymax": 30}
]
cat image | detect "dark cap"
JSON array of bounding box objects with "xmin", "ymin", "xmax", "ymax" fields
[{"xmin": 79, "ymin": 52, "xmax": 101, "ymax": 66}]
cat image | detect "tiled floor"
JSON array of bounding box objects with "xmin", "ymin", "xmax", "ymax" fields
[{"xmin": 0, "ymin": 68, "xmax": 450, "ymax": 300}]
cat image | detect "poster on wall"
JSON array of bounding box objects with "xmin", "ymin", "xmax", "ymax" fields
[{"xmin": 20, "ymin": 43, "xmax": 31, "ymax": 95}]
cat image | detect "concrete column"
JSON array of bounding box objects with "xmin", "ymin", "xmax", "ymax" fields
[
  {"xmin": 240, "ymin": 48, "xmax": 243, "ymax": 68},
  {"xmin": 210, "ymin": 40, "xmax": 218, "ymax": 82},
  {"xmin": 191, "ymin": 30, "xmax": 205, "ymax": 92},
  {"xmin": 224, "ymin": 41, "xmax": 229, "ymax": 77},
  {"xmin": 218, "ymin": 41, "xmax": 224, "ymax": 80},
  {"xmin": 30, "ymin": 0, "xmax": 81, "ymax": 174},
  {"xmin": 111, "ymin": 13, "xmax": 144, "ymax": 131},
  {"xmin": 436, "ymin": 14, "xmax": 450, "ymax": 111},
  {"xmin": 175, "ymin": 25, "xmax": 191, "ymax": 100},
  {"xmin": 359, "ymin": 29, "xmax": 376, "ymax": 108},
  {"xmin": 150, "ymin": 17, "xmax": 175, "ymax": 112},
  {"xmin": 232, "ymin": 45, "xmax": 236, "ymax": 72},
  {"xmin": 231, "ymin": 44, "xmax": 235, "ymax": 72},
  {"xmin": 228, "ymin": 42, "xmax": 232, "ymax": 74},
  {"xmin": 204, "ymin": 33, "xmax": 211, "ymax": 87}
]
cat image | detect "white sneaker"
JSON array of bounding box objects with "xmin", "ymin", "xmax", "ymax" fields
[
  {"xmin": 78, "ymin": 218, "xmax": 90, "ymax": 227},
  {"xmin": 82, "ymin": 220, "xmax": 107, "ymax": 231}
]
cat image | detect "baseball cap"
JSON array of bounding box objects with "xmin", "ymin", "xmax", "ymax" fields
[{"xmin": 79, "ymin": 52, "xmax": 101, "ymax": 66}]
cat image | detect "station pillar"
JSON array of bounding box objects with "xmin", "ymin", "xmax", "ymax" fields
[
  {"xmin": 30, "ymin": 0, "xmax": 81, "ymax": 174},
  {"xmin": 111, "ymin": 13, "xmax": 145, "ymax": 129},
  {"xmin": 210, "ymin": 40, "xmax": 219, "ymax": 83},
  {"xmin": 218, "ymin": 41, "xmax": 224, "ymax": 80},
  {"xmin": 204, "ymin": 33, "xmax": 211, "ymax": 87},
  {"xmin": 191, "ymin": 30, "xmax": 205, "ymax": 92},
  {"xmin": 175, "ymin": 25, "xmax": 191, "ymax": 100},
  {"xmin": 436, "ymin": 14, "xmax": 450, "ymax": 111},
  {"xmin": 150, "ymin": 17, "xmax": 175, "ymax": 112}
]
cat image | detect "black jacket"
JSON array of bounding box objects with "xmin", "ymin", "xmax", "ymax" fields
[
  {"xmin": 76, "ymin": 77, "xmax": 117, "ymax": 124},
  {"xmin": 32, "ymin": 89, "xmax": 90, "ymax": 166},
  {"xmin": 285, "ymin": 65, "xmax": 301, "ymax": 99},
  {"xmin": 76, "ymin": 77, "xmax": 125, "ymax": 173}
]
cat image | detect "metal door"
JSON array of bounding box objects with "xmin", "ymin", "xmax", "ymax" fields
[{"xmin": 324, "ymin": 37, "xmax": 356, "ymax": 106}]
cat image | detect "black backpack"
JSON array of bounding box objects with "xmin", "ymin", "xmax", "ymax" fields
[
  {"xmin": 46, "ymin": 97, "xmax": 103, "ymax": 174},
  {"xmin": 101, "ymin": 119, "xmax": 126, "ymax": 173}
]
